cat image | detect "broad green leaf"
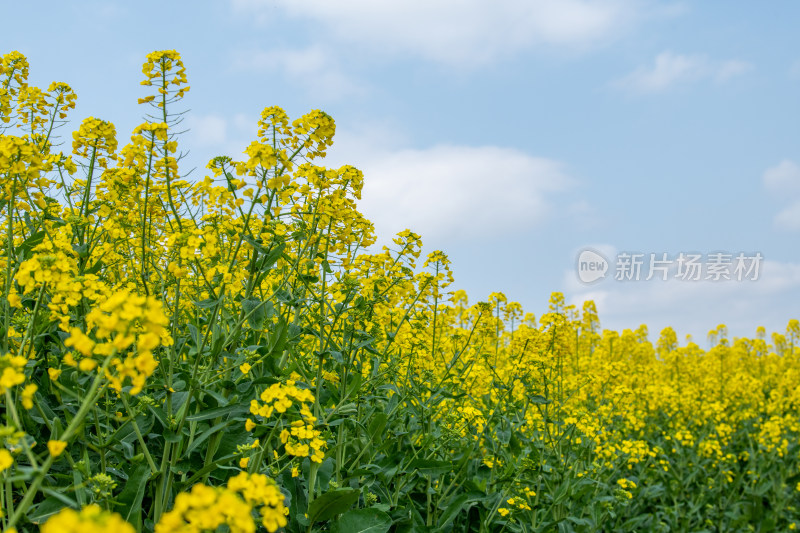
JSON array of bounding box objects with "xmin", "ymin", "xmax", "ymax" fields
[
  {"xmin": 242, "ymin": 298, "xmax": 267, "ymax": 329},
  {"xmin": 184, "ymin": 419, "xmax": 233, "ymax": 456},
  {"xmin": 436, "ymin": 493, "xmax": 470, "ymax": 530},
  {"xmin": 185, "ymin": 403, "xmax": 249, "ymax": 422},
  {"xmin": 331, "ymin": 508, "xmax": 392, "ymax": 533},
  {"xmin": 114, "ymin": 464, "xmax": 150, "ymax": 528},
  {"xmin": 307, "ymin": 488, "xmax": 360, "ymax": 523}
]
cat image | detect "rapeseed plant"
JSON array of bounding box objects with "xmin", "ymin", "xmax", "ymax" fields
[{"xmin": 0, "ymin": 48, "xmax": 799, "ymax": 532}]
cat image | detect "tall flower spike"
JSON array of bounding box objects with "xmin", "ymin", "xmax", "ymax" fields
[{"xmin": 139, "ymin": 50, "xmax": 190, "ymax": 105}]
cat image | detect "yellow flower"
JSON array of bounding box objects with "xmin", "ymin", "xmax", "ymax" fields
[
  {"xmin": 21, "ymin": 383, "xmax": 37, "ymax": 409},
  {"xmin": 41, "ymin": 504, "xmax": 135, "ymax": 533},
  {"xmin": 48, "ymin": 368, "xmax": 62, "ymax": 381},
  {"xmin": 0, "ymin": 449, "xmax": 13, "ymax": 472},
  {"xmin": 239, "ymin": 456, "xmax": 250, "ymax": 468},
  {"xmin": 79, "ymin": 359, "xmax": 98, "ymax": 372},
  {"xmin": 64, "ymin": 328, "xmax": 95, "ymax": 357},
  {"xmin": 8, "ymin": 292, "xmax": 21, "ymax": 307},
  {"xmin": 48, "ymin": 440, "xmax": 67, "ymax": 457},
  {"xmin": 240, "ymin": 363, "xmax": 252, "ymax": 375},
  {"xmin": 245, "ymin": 418, "xmax": 256, "ymax": 431}
]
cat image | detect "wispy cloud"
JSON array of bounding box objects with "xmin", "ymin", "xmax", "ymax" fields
[
  {"xmin": 614, "ymin": 51, "xmax": 752, "ymax": 93},
  {"xmin": 232, "ymin": 0, "xmax": 650, "ymax": 66},
  {"xmin": 323, "ymin": 124, "xmax": 574, "ymax": 244},
  {"xmin": 233, "ymin": 45, "xmax": 366, "ymax": 101},
  {"xmin": 763, "ymin": 159, "xmax": 800, "ymax": 195},
  {"xmin": 774, "ymin": 202, "xmax": 800, "ymax": 231},
  {"xmin": 762, "ymin": 160, "xmax": 800, "ymax": 231},
  {"xmin": 184, "ymin": 112, "xmax": 257, "ymax": 172},
  {"xmin": 715, "ymin": 60, "xmax": 752, "ymax": 82}
]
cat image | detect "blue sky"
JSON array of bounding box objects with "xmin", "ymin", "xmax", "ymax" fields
[{"xmin": 3, "ymin": 1, "xmax": 800, "ymax": 344}]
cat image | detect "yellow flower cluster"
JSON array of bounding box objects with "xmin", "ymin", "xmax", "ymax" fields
[
  {"xmin": 132, "ymin": 121, "xmax": 169, "ymax": 142},
  {"xmin": 0, "ymin": 449, "xmax": 14, "ymax": 473},
  {"xmin": 71, "ymin": 117, "xmax": 118, "ymax": 168},
  {"xmin": 248, "ymin": 381, "xmax": 326, "ymax": 463},
  {"xmin": 17, "ymin": 85, "xmax": 50, "ymax": 133},
  {"xmin": 506, "ymin": 497, "xmax": 532, "ymax": 511},
  {"xmin": 139, "ymin": 50, "xmax": 190, "ymax": 101},
  {"xmin": 497, "ymin": 495, "xmax": 533, "ymax": 517},
  {"xmin": 0, "ymin": 51, "xmax": 29, "ymax": 124},
  {"xmin": 63, "ymin": 289, "xmax": 172, "ymax": 394},
  {"xmin": 250, "ymin": 380, "xmax": 314, "ymax": 418},
  {"xmin": 291, "ymin": 109, "xmax": 336, "ymax": 160},
  {"xmin": 256, "ymin": 106, "xmax": 291, "ymax": 141},
  {"xmin": 280, "ymin": 418, "xmax": 326, "ymax": 464},
  {"xmin": 0, "ymin": 353, "xmax": 26, "ymax": 394},
  {"xmin": 154, "ymin": 483, "xmax": 254, "ymax": 533},
  {"xmin": 46, "ymin": 81, "xmax": 77, "ymax": 118},
  {"xmin": 227, "ymin": 472, "xmax": 289, "ymax": 532},
  {"xmin": 244, "ymin": 140, "xmax": 278, "ymax": 173},
  {"xmin": 155, "ymin": 472, "xmax": 287, "ymax": 533},
  {"xmin": 16, "ymin": 248, "xmax": 76, "ymax": 300},
  {"xmin": 40, "ymin": 504, "xmax": 136, "ymax": 533},
  {"xmin": 0, "ymin": 134, "xmax": 48, "ymax": 182}
]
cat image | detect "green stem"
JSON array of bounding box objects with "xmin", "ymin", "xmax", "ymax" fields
[
  {"xmin": 120, "ymin": 395, "xmax": 158, "ymax": 472},
  {"xmin": 6, "ymin": 351, "xmax": 113, "ymax": 529}
]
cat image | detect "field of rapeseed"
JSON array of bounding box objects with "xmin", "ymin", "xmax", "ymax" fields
[{"xmin": 1, "ymin": 50, "xmax": 799, "ymax": 532}]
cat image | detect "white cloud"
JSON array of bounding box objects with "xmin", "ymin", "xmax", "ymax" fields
[
  {"xmin": 789, "ymin": 60, "xmax": 800, "ymax": 79},
  {"xmin": 762, "ymin": 159, "xmax": 800, "ymax": 195},
  {"xmin": 715, "ymin": 60, "xmax": 752, "ymax": 82},
  {"xmin": 324, "ymin": 124, "xmax": 574, "ymax": 243},
  {"xmin": 614, "ymin": 51, "xmax": 752, "ymax": 93},
  {"xmin": 184, "ymin": 112, "xmax": 257, "ymax": 172},
  {"xmin": 233, "ymin": 45, "xmax": 365, "ymax": 100},
  {"xmin": 566, "ymin": 251, "xmax": 800, "ymax": 342},
  {"xmin": 189, "ymin": 114, "xmax": 228, "ymax": 147},
  {"xmin": 233, "ymin": 0, "xmax": 647, "ymax": 66},
  {"xmin": 762, "ymin": 160, "xmax": 800, "ymax": 231},
  {"xmin": 774, "ymin": 201, "xmax": 800, "ymax": 231},
  {"xmin": 567, "ymin": 199, "xmax": 605, "ymax": 230}
]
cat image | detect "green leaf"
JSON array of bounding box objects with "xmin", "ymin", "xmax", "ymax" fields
[
  {"xmin": 40, "ymin": 487, "xmax": 78, "ymax": 509},
  {"xmin": 331, "ymin": 508, "xmax": 392, "ymax": 533},
  {"xmin": 17, "ymin": 230, "xmax": 45, "ymax": 260},
  {"xmin": 26, "ymin": 496, "xmax": 69, "ymax": 525},
  {"xmin": 242, "ymin": 298, "xmax": 267, "ymax": 329},
  {"xmin": 435, "ymin": 493, "xmax": 471, "ymax": 531},
  {"xmin": 194, "ymin": 297, "xmax": 221, "ymax": 309},
  {"xmin": 114, "ymin": 464, "xmax": 150, "ymax": 528},
  {"xmin": 242, "ymin": 234, "xmax": 268, "ymax": 252},
  {"xmin": 180, "ymin": 456, "xmax": 238, "ymax": 487},
  {"xmin": 368, "ymin": 412, "xmax": 388, "ymax": 442},
  {"xmin": 85, "ymin": 259, "xmax": 105, "ymax": 275},
  {"xmin": 408, "ymin": 459, "xmax": 453, "ymax": 477},
  {"xmin": 529, "ymin": 395, "xmax": 551, "ymax": 405},
  {"xmin": 186, "ymin": 403, "xmax": 249, "ymax": 422},
  {"xmin": 262, "ymin": 242, "xmax": 286, "ymax": 270},
  {"xmin": 307, "ymin": 488, "xmax": 360, "ymax": 523},
  {"xmin": 184, "ymin": 419, "xmax": 234, "ymax": 456}
]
